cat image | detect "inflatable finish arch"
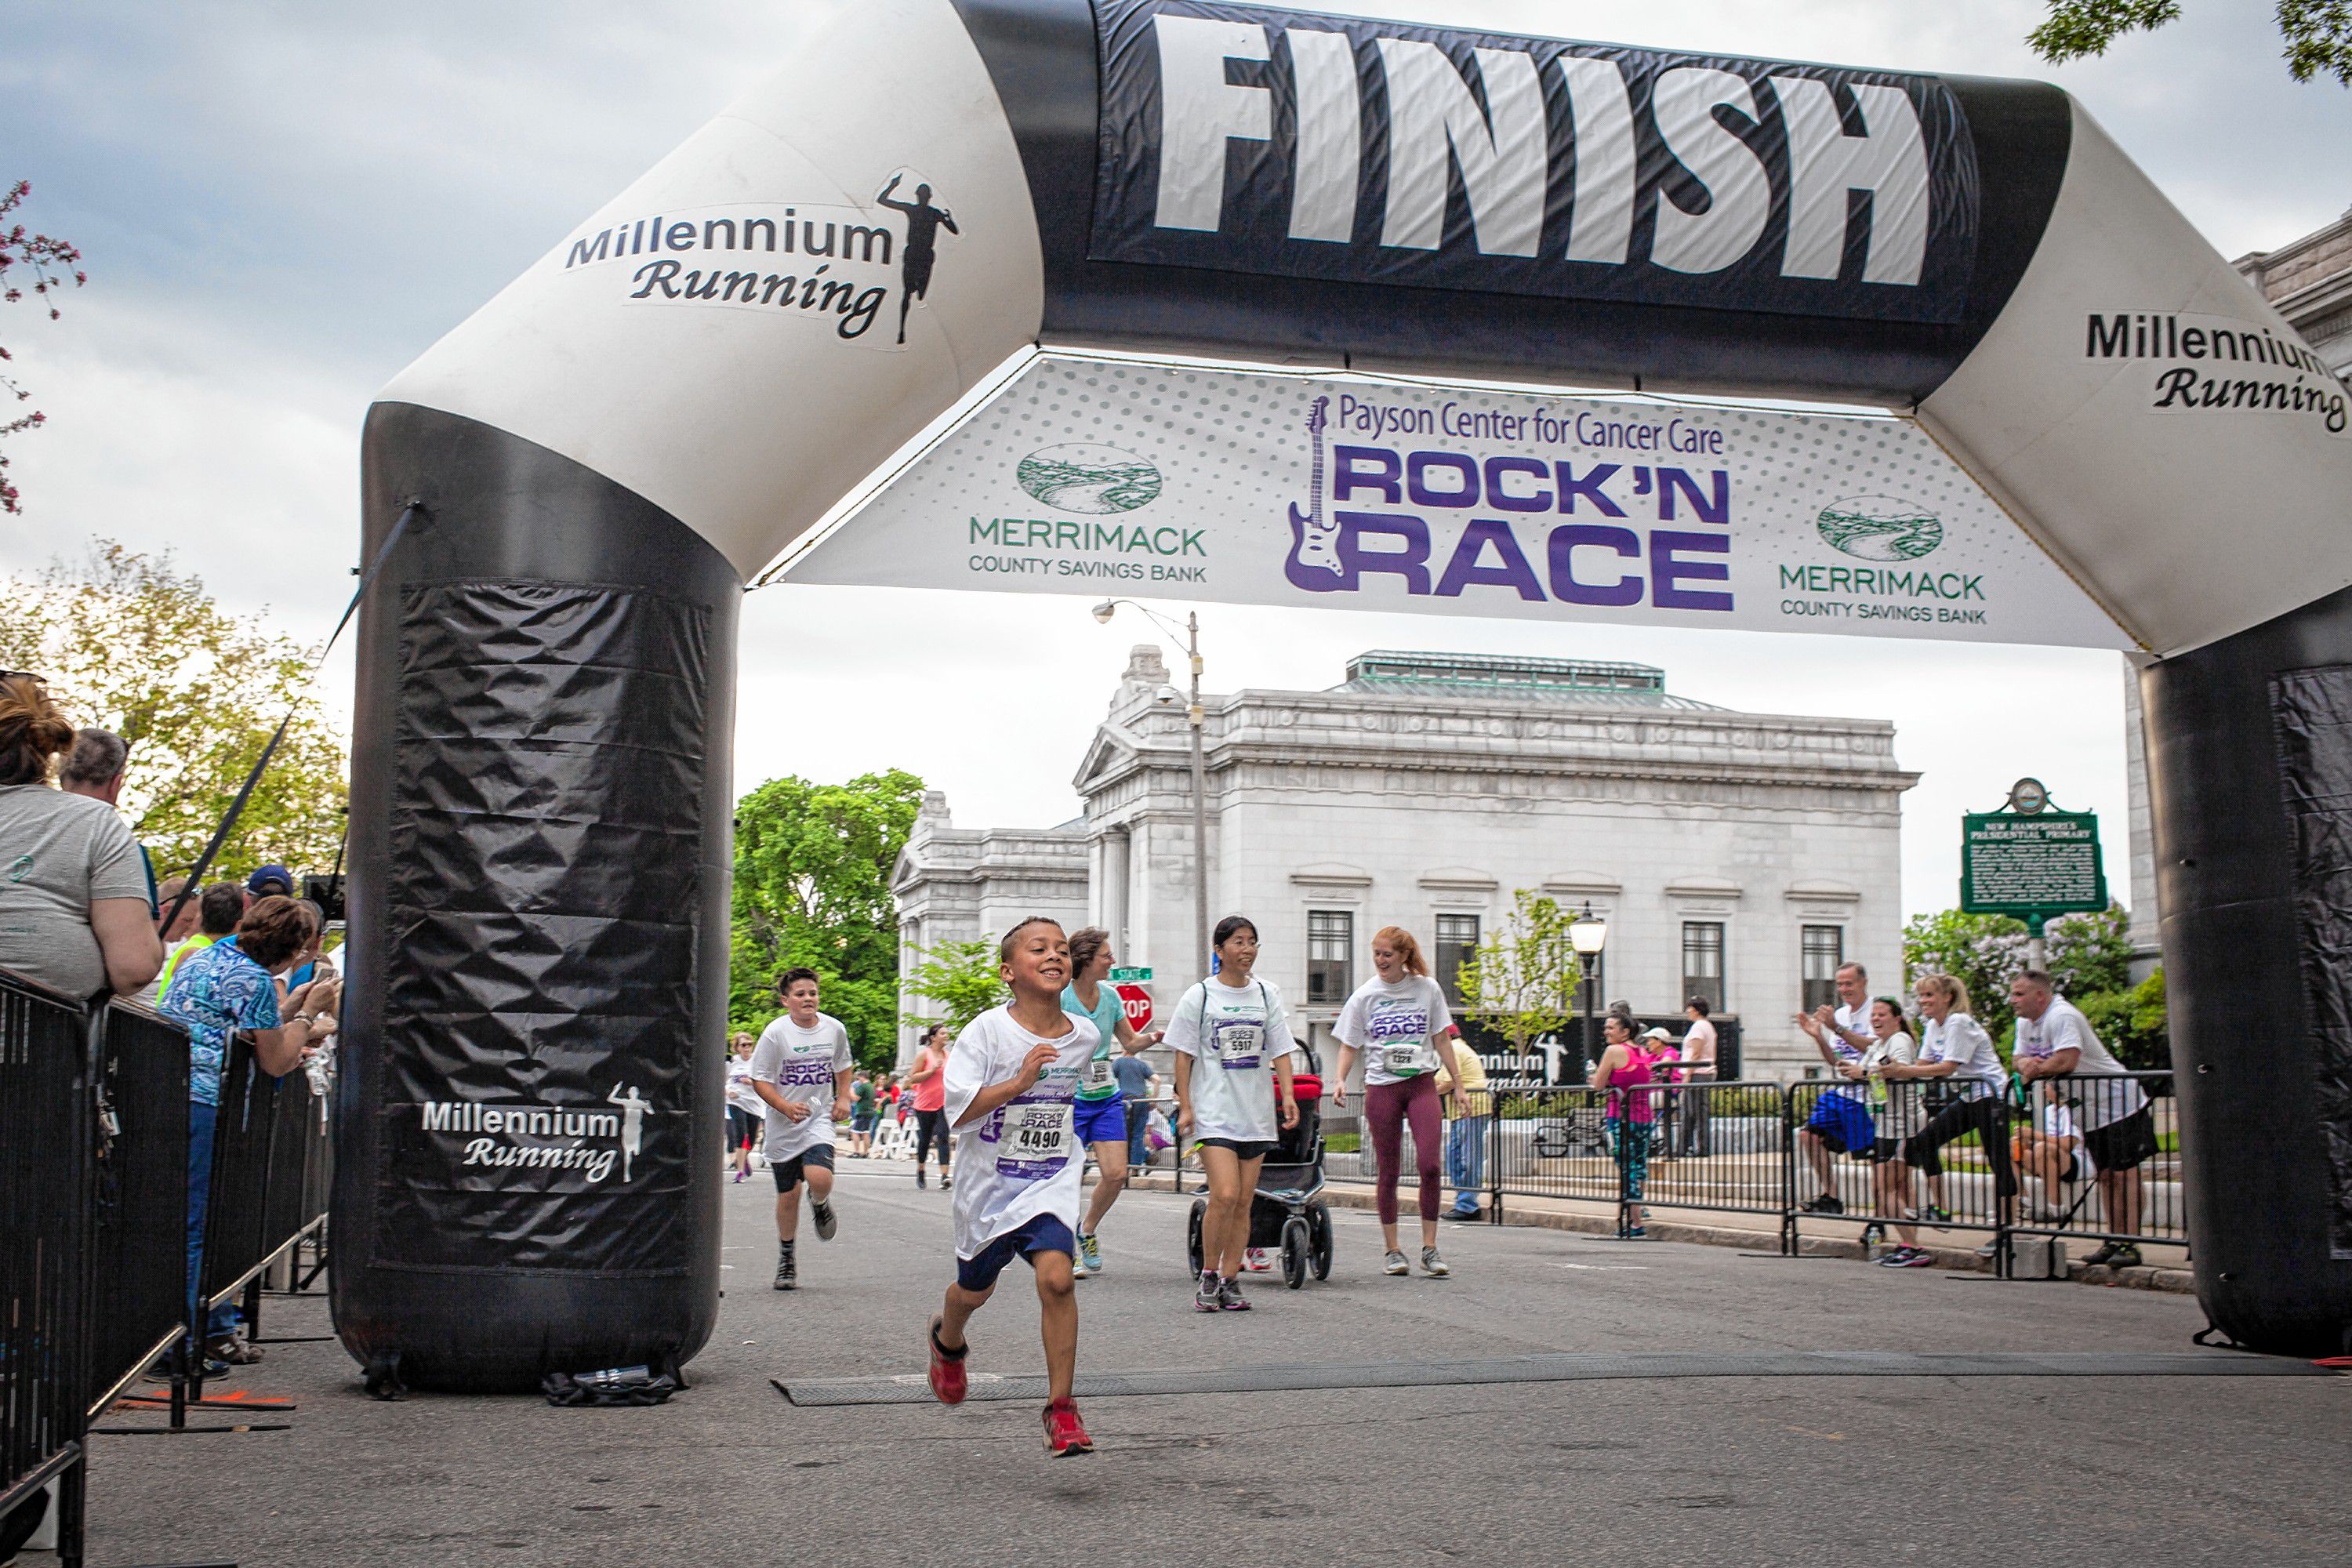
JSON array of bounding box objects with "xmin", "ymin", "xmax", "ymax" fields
[{"xmin": 339, "ymin": 0, "xmax": 2352, "ymax": 1386}]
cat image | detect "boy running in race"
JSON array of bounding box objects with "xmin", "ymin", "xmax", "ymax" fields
[
  {"xmin": 925, "ymin": 917, "xmax": 1098, "ymax": 1456},
  {"xmin": 1169, "ymin": 915, "xmax": 1300, "ymax": 1312},
  {"xmin": 750, "ymin": 968, "xmax": 855, "ymax": 1290},
  {"xmin": 1062, "ymin": 926, "xmax": 1164, "ymax": 1277}
]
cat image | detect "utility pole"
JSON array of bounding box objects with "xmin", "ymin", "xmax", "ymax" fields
[{"xmin": 1185, "ymin": 611, "xmax": 1210, "ymax": 976}]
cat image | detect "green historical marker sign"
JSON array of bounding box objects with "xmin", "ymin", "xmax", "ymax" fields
[
  {"xmin": 1960, "ymin": 778, "xmax": 2107, "ymax": 935},
  {"xmin": 1109, "ymin": 966, "xmax": 1152, "ymax": 983}
]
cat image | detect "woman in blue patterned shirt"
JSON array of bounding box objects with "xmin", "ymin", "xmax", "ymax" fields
[{"xmin": 164, "ymin": 895, "xmax": 338, "ymax": 1364}]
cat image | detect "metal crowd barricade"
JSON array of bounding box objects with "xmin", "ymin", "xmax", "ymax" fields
[
  {"xmin": 87, "ymin": 999, "xmax": 191, "ymax": 1420},
  {"xmin": 1, "ymin": 969, "xmax": 98, "ymax": 1567},
  {"xmin": 1621, "ymin": 1080, "xmax": 1795, "ymax": 1236},
  {"xmin": 1996, "ymin": 1070, "xmax": 2185, "ymax": 1264}
]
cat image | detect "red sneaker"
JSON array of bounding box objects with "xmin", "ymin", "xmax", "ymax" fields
[
  {"xmin": 927, "ymin": 1316, "xmax": 967, "ymax": 1406},
  {"xmin": 1042, "ymin": 1397, "xmax": 1094, "ymax": 1457}
]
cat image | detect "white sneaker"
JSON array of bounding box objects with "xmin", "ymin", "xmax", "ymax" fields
[
  {"xmin": 1420, "ymin": 1247, "xmax": 1450, "ymax": 1278},
  {"xmin": 1383, "ymin": 1250, "xmax": 1410, "ymax": 1276}
]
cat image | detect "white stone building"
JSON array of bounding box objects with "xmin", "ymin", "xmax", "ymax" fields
[{"xmin": 895, "ymin": 648, "xmax": 1915, "ymax": 1080}]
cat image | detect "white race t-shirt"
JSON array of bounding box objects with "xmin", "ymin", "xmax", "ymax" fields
[
  {"xmin": 748, "ymin": 1012, "xmax": 853, "ymax": 1161},
  {"xmin": 2014, "ymin": 996, "xmax": 2146, "ymax": 1127},
  {"xmin": 1166, "ymin": 975, "xmax": 1298, "ymax": 1144},
  {"xmin": 943, "ymin": 1006, "xmax": 1098, "ymax": 1261},
  {"xmin": 1816, "ymin": 1001, "xmax": 1871, "ymax": 1098},
  {"xmin": 2034, "ymin": 1100, "xmax": 2094, "ymax": 1177},
  {"xmin": 724, "ymin": 1056, "xmax": 765, "ymax": 1116},
  {"xmin": 1335, "ymin": 974, "xmax": 1453, "ymax": 1086},
  {"xmin": 1920, "ymin": 1013, "xmax": 2004, "ymax": 1091}
]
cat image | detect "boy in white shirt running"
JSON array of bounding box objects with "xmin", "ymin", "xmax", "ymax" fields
[
  {"xmin": 925, "ymin": 917, "xmax": 1100, "ymax": 1457},
  {"xmin": 749, "ymin": 968, "xmax": 855, "ymax": 1290}
]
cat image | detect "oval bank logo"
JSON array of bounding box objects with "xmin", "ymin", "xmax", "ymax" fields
[
  {"xmin": 1016, "ymin": 444, "xmax": 1162, "ymax": 515},
  {"xmin": 1816, "ymin": 495, "xmax": 1944, "ymax": 561}
]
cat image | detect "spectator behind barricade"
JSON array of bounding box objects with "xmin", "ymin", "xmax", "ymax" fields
[
  {"xmin": 1113, "ymin": 1049, "xmax": 1157, "ymax": 1169},
  {"xmin": 1853, "ymin": 998, "xmax": 1930, "ymax": 1267},
  {"xmin": 0, "ymin": 673, "xmax": 164, "ymax": 998},
  {"xmin": 163, "ymin": 894, "xmax": 339, "ymax": 1366},
  {"xmin": 246, "ymin": 863, "xmax": 296, "ymax": 901},
  {"xmin": 1589, "ymin": 1013, "xmax": 1658, "ymax": 1238},
  {"xmin": 850, "ymin": 1069, "xmax": 877, "ymax": 1157},
  {"xmin": 156, "ymin": 882, "xmax": 246, "ymax": 1003},
  {"xmin": 1436, "ymin": 1031, "xmax": 1490, "ymax": 1220},
  {"xmin": 1794, "ymin": 961, "xmax": 1875, "ymax": 1214},
  {"xmin": 1677, "ymin": 997, "xmax": 1719, "ymax": 1158},
  {"xmin": 285, "ymin": 898, "xmax": 334, "ymax": 991},
  {"xmin": 128, "ymin": 876, "xmax": 200, "ymax": 1007},
  {"xmin": 1890, "ymin": 972, "xmax": 2013, "ymax": 1259},
  {"xmin": 2011, "ymin": 970, "xmax": 2155, "ymax": 1269},
  {"xmin": 2011, "ymin": 1094, "xmax": 2091, "ymax": 1225},
  {"xmin": 61, "ymin": 727, "xmax": 158, "ymax": 913}
]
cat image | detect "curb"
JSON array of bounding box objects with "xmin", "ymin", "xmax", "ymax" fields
[{"xmin": 1128, "ymin": 1168, "xmax": 2193, "ymax": 1294}]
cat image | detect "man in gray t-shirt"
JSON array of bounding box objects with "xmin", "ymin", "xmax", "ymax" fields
[{"xmin": 0, "ymin": 782, "xmax": 154, "ymax": 997}]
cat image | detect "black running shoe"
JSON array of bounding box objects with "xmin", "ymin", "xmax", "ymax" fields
[
  {"xmin": 1800, "ymin": 1193, "xmax": 1845, "ymax": 1214},
  {"xmin": 811, "ymin": 1199, "xmax": 837, "ymax": 1241},
  {"xmin": 916, "ymin": 1166, "xmax": 927, "ymax": 1189},
  {"xmin": 774, "ymin": 1250, "xmax": 797, "ymax": 1290}
]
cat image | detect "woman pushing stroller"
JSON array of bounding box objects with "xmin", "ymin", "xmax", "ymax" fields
[{"xmin": 1168, "ymin": 914, "xmax": 1300, "ymax": 1312}]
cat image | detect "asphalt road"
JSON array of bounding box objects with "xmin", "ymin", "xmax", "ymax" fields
[{"xmin": 78, "ymin": 1160, "xmax": 2352, "ymax": 1568}]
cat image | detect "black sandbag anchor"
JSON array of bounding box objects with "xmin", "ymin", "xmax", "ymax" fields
[{"xmin": 543, "ymin": 1364, "xmax": 678, "ymax": 1407}]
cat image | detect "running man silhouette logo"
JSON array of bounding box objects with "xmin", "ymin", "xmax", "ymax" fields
[
  {"xmin": 607, "ymin": 1082, "xmax": 652, "ymax": 1183},
  {"xmin": 876, "ymin": 172, "xmax": 960, "ymax": 346}
]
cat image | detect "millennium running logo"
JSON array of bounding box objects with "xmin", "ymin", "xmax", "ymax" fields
[
  {"xmin": 419, "ymin": 1082, "xmax": 655, "ymax": 1185},
  {"xmin": 1815, "ymin": 495, "xmax": 1944, "ymax": 561},
  {"xmin": 1015, "ymin": 444, "xmax": 1163, "ymax": 514}
]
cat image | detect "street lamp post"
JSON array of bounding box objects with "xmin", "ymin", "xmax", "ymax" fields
[
  {"xmin": 1570, "ymin": 902, "xmax": 1609, "ymax": 1076},
  {"xmin": 1093, "ymin": 600, "xmax": 1211, "ymax": 975}
]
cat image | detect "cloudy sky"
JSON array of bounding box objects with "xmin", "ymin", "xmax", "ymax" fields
[{"xmin": 5, "ymin": 0, "xmax": 2346, "ymax": 919}]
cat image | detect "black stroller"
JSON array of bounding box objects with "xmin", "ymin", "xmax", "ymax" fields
[{"xmin": 1185, "ymin": 1063, "xmax": 1334, "ymax": 1289}]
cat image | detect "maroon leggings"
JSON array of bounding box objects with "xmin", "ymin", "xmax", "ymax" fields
[{"xmin": 1366, "ymin": 1074, "xmax": 1443, "ymax": 1225}]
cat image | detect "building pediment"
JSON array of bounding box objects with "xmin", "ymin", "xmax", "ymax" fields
[
  {"xmin": 1784, "ymin": 880, "xmax": 1861, "ymax": 905},
  {"xmin": 1665, "ymin": 876, "xmax": 1744, "ymax": 898},
  {"xmin": 1543, "ymin": 872, "xmax": 1624, "ymax": 897},
  {"xmin": 1417, "ymin": 867, "xmax": 1498, "ymax": 891}
]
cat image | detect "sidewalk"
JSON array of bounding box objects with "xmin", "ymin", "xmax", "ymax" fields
[{"xmin": 1125, "ymin": 1166, "xmax": 2194, "ymax": 1294}]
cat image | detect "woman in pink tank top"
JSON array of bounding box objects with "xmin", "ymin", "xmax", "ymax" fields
[{"xmin": 1588, "ymin": 1013, "xmax": 1661, "ymax": 1237}]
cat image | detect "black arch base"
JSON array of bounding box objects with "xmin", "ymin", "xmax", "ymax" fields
[
  {"xmin": 2145, "ymin": 590, "xmax": 2352, "ymax": 1357},
  {"xmin": 334, "ymin": 405, "xmax": 735, "ymax": 1392}
]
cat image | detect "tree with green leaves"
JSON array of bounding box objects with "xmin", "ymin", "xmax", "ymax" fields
[
  {"xmin": 730, "ymin": 768, "xmax": 924, "ymax": 1068},
  {"xmin": 1456, "ymin": 889, "xmax": 1586, "ymax": 1066},
  {"xmin": 900, "ymin": 936, "xmax": 1008, "ymax": 1037},
  {"xmin": 2028, "ymin": 1, "xmax": 2351, "ymax": 85},
  {"xmin": 1904, "ymin": 902, "xmax": 2147, "ymax": 1051},
  {"xmin": 0, "ymin": 539, "xmax": 347, "ymax": 877}
]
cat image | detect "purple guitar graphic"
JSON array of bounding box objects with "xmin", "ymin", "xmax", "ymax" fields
[{"xmin": 1284, "ymin": 395, "xmax": 1344, "ymax": 589}]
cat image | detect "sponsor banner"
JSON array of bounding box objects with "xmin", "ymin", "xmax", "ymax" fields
[
  {"xmin": 1089, "ymin": 0, "xmax": 1979, "ymax": 323},
  {"xmin": 782, "ymin": 355, "xmax": 2132, "ymax": 649}
]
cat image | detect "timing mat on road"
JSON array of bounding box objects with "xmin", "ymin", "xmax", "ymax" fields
[{"xmin": 775, "ymin": 1350, "xmax": 2338, "ymax": 1406}]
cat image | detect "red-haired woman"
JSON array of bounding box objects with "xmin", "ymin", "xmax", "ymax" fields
[{"xmin": 1332, "ymin": 926, "xmax": 1467, "ymax": 1278}]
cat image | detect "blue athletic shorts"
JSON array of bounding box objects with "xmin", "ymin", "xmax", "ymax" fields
[
  {"xmin": 1803, "ymin": 1090, "xmax": 1878, "ymax": 1155},
  {"xmin": 956, "ymin": 1213, "xmax": 1076, "ymax": 1293},
  {"xmin": 1074, "ymin": 1094, "xmax": 1127, "ymax": 1146}
]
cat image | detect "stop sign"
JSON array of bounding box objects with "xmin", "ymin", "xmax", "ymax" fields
[{"xmin": 1112, "ymin": 982, "xmax": 1153, "ymax": 1032}]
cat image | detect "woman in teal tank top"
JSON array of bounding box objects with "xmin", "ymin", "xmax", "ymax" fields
[{"xmin": 1062, "ymin": 926, "xmax": 1164, "ymax": 1276}]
